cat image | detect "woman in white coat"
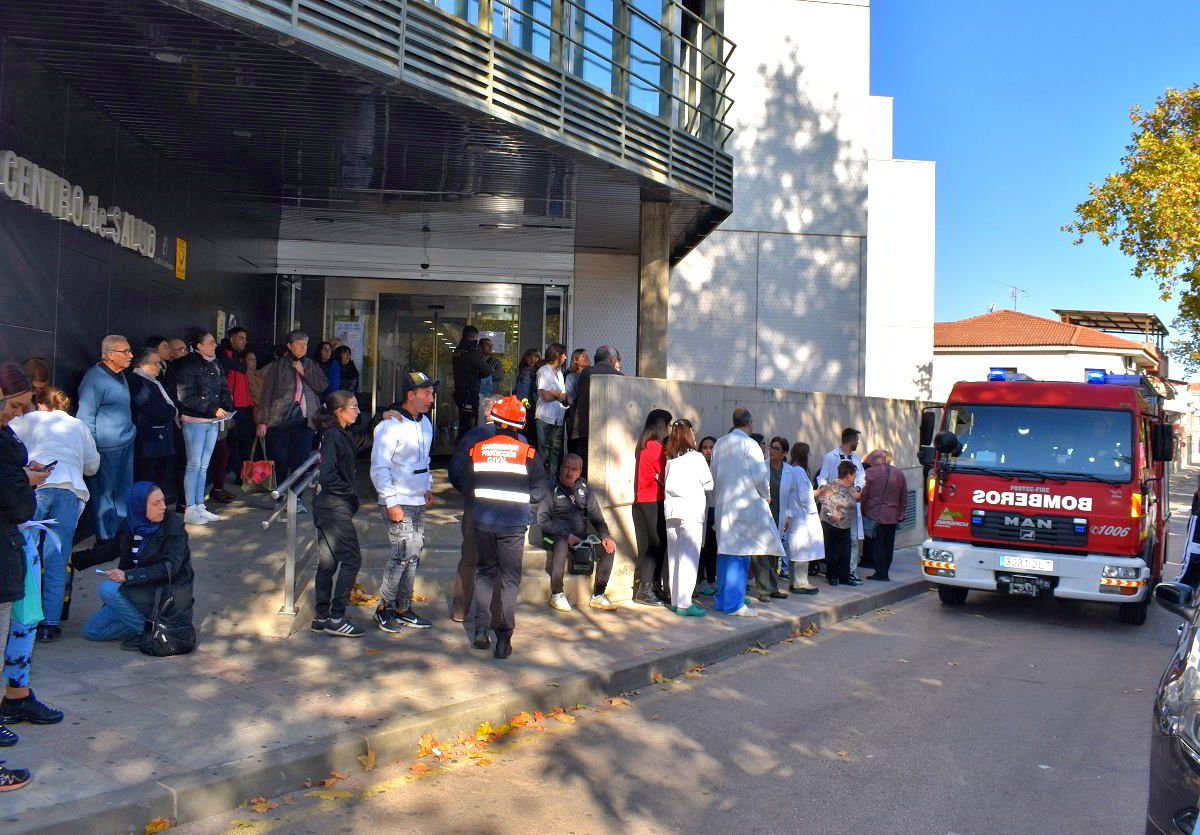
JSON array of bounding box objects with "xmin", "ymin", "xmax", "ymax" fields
[
  {"xmin": 663, "ymin": 420, "xmax": 713, "ymax": 617},
  {"xmin": 779, "ymin": 442, "xmax": 821, "ymax": 595}
]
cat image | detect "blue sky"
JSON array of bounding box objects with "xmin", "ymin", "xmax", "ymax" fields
[{"xmin": 871, "ymin": 0, "xmax": 1199, "ymax": 358}]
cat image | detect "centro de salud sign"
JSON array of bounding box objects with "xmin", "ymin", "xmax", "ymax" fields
[{"xmin": 0, "ymin": 150, "xmax": 157, "ymax": 258}]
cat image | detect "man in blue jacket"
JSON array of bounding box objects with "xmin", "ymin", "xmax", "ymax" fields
[
  {"xmin": 77, "ymin": 335, "xmax": 136, "ymax": 541},
  {"xmin": 458, "ymin": 396, "xmax": 547, "ymax": 659}
]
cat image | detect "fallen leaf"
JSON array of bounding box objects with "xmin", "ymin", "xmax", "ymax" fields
[
  {"xmin": 319, "ymin": 777, "xmax": 338, "ymax": 787},
  {"xmin": 366, "ymin": 648, "xmax": 383, "ymax": 655},
  {"xmin": 648, "ymin": 715, "xmax": 662, "ymax": 721},
  {"xmin": 511, "ymin": 712, "xmax": 533, "ymax": 726},
  {"xmin": 546, "ymin": 682, "xmax": 560, "ymax": 687},
  {"xmin": 304, "ymin": 789, "xmax": 353, "ymax": 800},
  {"xmin": 649, "ymin": 646, "xmax": 666, "ymax": 651},
  {"xmin": 357, "ymin": 750, "xmax": 377, "ymax": 772},
  {"xmin": 145, "ymin": 819, "xmax": 175, "ymax": 834},
  {"xmin": 475, "ymin": 758, "xmax": 494, "ymax": 766},
  {"xmin": 550, "ymin": 705, "xmax": 565, "ymax": 715},
  {"xmin": 747, "ymin": 647, "xmax": 769, "ymax": 655},
  {"xmin": 467, "ymin": 751, "xmax": 489, "ymax": 759},
  {"xmin": 945, "ymin": 662, "xmax": 959, "ymax": 667},
  {"xmin": 836, "ymin": 751, "xmax": 849, "ymax": 757},
  {"xmin": 606, "ymin": 697, "xmax": 630, "ymax": 707},
  {"xmin": 684, "ymin": 671, "xmax": 704, "ymax": 679},
  {"xmin": 533, "ymin": 710, "xmax": 546, "ymax": 722},
  {"xmin": 413, "ymin": 593, "xmax": 432, "ymax": 602},
  {"xmin": 552, "ymin": 713, "xmax": 576, "ymax": 724},
  {"xmin": 230, "ymin": 821, "xmax": 255, "ymax": 830},
  {"xmin": 408, "ymin": 763, "xmax": 431, "ymax": 776},
  {"xmin": 651, "ymin": 672, "xmax": 667, "ymax": 684},
  {"xmin": 349, "ymin": 584, "xmax": 379, "ymax": 606},
  {"xmin": 330, "ymin": 771, "xmax": 349, "ymax": 780},
  {"xmin": 247, "ymin": 796, "xmax": 277, "ymax": 814},
  {"xmin": 572, "ymin": 704, "xmax": 587, "ymax": 710},
  {"xmin": 418, "ymin": 733, "xmax": 437, "ymax": 757},
  {"xmin": 476, "ymin": 721, "xmax": 496, "ymax": 739}
]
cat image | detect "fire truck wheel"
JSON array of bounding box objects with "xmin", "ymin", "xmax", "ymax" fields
[
  {"xmin": 937, "ymin": 585, "xmax": 968, "ymax": 605},
  {"xmin": 1118, "ymin": 600, "xmax": 1149, "ymax": 625}
]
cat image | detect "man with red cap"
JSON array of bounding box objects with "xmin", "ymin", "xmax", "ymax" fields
[{"xmin": 459, "ymin": 396, "xmax": 548, "ymax": 659}]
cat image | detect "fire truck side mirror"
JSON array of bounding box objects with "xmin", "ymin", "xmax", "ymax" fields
[
  {"xmin": 919, "ymin": 408, "xmax": 940, "ymax": 447},
  {"xmin": 933, "ymin": 430, "xmax": 960, "ymax": 456},
  {"xmin": 1154, "ymin": 583, "xmax": 1197, "ymax": 622},
  {"xmin": 1151, "ymin": 424, "xmax": 1175, "ymax": 462}
]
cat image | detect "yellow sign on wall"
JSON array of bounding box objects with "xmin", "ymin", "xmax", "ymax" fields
[{"xmin": 175, "ymin": 237, "xmax": 187, "ymax": 280}]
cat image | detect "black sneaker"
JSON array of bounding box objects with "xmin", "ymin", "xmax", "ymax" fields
[
  {"xmin": 0, "ymin": 691, "xmax": 63, "ymax": 725},
  {"xmin": 36, "ymin": 625, "xmax": 61, "ymax": 644},
  {"xmin": 311, "ymin": 616, "xmax": 330, "ymax": 633},
  {"xmin": 0, "ymin": 762, "xmax": 31, "ymax": 792},
  {"xmin": 0, "ymin": 726, "xmax": 17, "ymax": 748},
  {"xmin": 323, "ymin": 617, "xmax": 365, "ymax": 638},
  {"xmin": 397, "ymin": 609, "xmax": 432, "ymax": 629},
  {"xmin": 374, "ymin": 607, "xmax": 404, "ymax": 633}
]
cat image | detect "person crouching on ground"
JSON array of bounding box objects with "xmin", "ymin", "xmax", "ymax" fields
[
  {"xmin": 369, "ymin": 372, "xmax": 436, "ymax": 633},
  {"xmin": 663, "ymin": 419, "xmax": 713, "ymax": 617},
  {"xmin": 310, "ymin": 392, "xmax": 365, "ymax": 637},
  {"xmin": 464, "ymin": 396, "xmax": 548, "ymax": 659},
  {"xmin": 78, "ymin": 482, "xmax": 196, "ymax": 652},
  {"xmin": 538, "ymin": 453, "xmax": 618, "ymax": 614}
]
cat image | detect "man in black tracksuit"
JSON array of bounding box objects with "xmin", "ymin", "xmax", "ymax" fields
[
  {"xmin": 537, "ymin": 454, "xmax": 618, "ymax": 612},
  {"xmin": 460, "ymin": 396, "xmax": 548, "ymax": 659},
  {"xmin": 451, "ymin": 325, "xmax": 493, "ymax": 443}
]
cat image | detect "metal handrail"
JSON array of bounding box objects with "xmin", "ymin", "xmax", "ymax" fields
[{"xmin": 262, "ymin": 452, "xmax": 323, "ymax": 616}]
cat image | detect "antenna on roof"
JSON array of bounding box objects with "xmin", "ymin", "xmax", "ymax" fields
[
  {"xmin": 987, "ymin": 302, "xmax": 997, "ymax": 313},
  {"xmin": 992, "ymin": 281, "xmax": 1028, "ymax": 311}
]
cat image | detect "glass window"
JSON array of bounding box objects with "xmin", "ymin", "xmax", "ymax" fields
[
  {"xmin": 628, "ymin": 0, "xmax": 664, "ymax": 117},
  {"xmin": 426, "ymin": 0, "xmax": 481, "ymax": 24},
  {"xmin": 568, "ymin": 0, "xmax": 615, "ymax": 92},
  {"xmin": 945, "ymin": 404, "xmax": 1133, "ymax": 482},
  {"xmin": 493, "ymin": 0, "xmax": 552, "ymax": 61}
]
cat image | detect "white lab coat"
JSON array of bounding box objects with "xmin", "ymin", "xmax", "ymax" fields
[
  {"xmin": 816, "ymin": 447, "xmax": 865, "ymax": 539},
  {"xmin": 780, "ymin": 464, "xmax": 823, "ymax": 562},
  {"xmin": 664, "ymin": 449, "xmax": 713, "ymax": 526},
  {"xmin": 709, "ymin": 429, "xmax": 785, "ymax": 558}
]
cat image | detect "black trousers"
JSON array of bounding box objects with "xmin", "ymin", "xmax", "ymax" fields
[
  {"xmin": 313, "ymin": 512, "xmax": 363, "ymax": 620},
  {"xmin": 868, "ymin": 522, "xmax": 898, "ymax": 579},
  {"xmin": 472, "ymin": 528, "xmax": 526, "ymax": 637},
  {"xmin": 135, "ymin": 455, "xmax": 172, "ymax": 489},
  {"xmin": 228, "ymin": 410, "xmax": 256, "ymax": 479},
  {"xmin": 267, "ymin": 421, "xmax": 315, "ymax": 482},
  {"xmin": 451, "ymin": 510, "xmax": 503, "ymax": 623},
  {"xmin": 632, "ymin": 500, "xmax": 668, "ymax": 594},
  {"xmin": 699, "ymin": 506, "xmax": 717, "ymax": 584},
  {"xmin": 822, "ymin": 521, "xmax": 852, "ymax": 582},
  {"xmin": 455, "ymin": 400, "xmax": 477, "ymax": 445},
  {"xmin": 549, "ymin": 537, "xmax": 614, "ymax": 596}
]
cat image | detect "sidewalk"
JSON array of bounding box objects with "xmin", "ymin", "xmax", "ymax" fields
[{"xmin": 1, "ymin": 486, "xmax": 930, "ymax": 834}]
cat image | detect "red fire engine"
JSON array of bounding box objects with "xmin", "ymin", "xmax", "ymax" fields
[{"xmin": 919, "ymin": 370, "xmax": 1175, "ymax": 624}]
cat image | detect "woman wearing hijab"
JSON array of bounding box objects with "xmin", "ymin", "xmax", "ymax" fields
[
  {"xmin": 78, "ymin": 482, "xmax": 196, "ymax": 652},
  {"xmin": 315, "ymin": 341, "xmax": 341, "ymax": 397}
]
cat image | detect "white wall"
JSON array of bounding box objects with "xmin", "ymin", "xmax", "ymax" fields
[
  {"xmin": 669, "ymin": 0, "xmax": 872, "ymax": 393},
  {"xmin": 572, "ymin": 252, "xmax": 638, "ymax": 371},
  {"xmin": 931, "ymin": 348, "xmax": 1141, "ymax": 401},
  {"xmin": 866, "ymin": 93, "xmax": 936, "ymax": 400}
]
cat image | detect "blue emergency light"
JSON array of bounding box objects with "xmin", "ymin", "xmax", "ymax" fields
[
  {"xmin": 987, "ymin": 368, "xmax": 1034, "ymax": 382},
  {"xmin": 1086, "ymin": 369, "xmax": 1108, "ymax": 384},
  {"xmin": 1084, "ymin": 370, "xmax": 1145, "ymax": 386}
]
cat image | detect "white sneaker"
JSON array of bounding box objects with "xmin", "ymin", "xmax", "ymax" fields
[
  {"xmin": 183, "ymin": 506, "xmax": 209, "ymax": 525},
  {"xmin": 549, "ymin": 592, "xmax": 572, "ymax": 612},
  {"xmin": 198, "ymin": 506, "xmax": 224, "ymax": 522},
  {"xmin": 589, "ymin": 593, "xmax": 617, "ymax": 611},
  {"xmin": 730, "ymin": 605, "xmax": 758, "ymax": 618}
]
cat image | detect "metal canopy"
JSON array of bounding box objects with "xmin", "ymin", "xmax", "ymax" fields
[
  {"xmin": 1053, "ymin": 309, "xmax": 1169, "ymax": 349},
  {"xmin": 0, "ymin": 0, "xmax": 725, "ymax": 259}
]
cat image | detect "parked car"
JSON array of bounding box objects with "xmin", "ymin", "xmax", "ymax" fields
[{"xmin": 1148, "ymin": 582, "xmax": 1200, "ymax": 834}]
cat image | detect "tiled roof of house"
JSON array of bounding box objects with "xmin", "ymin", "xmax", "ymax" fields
[{"xmin": 934, "ymin": 309, "xmax": 1145, "ymax": 351}]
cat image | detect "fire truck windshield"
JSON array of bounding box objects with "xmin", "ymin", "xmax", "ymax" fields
[{"xmin": 945, "ymin": 404, "xmax": 1133, "ymax": 482}]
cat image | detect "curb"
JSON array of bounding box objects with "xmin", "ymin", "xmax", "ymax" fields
[{"xmin": 6, "ymin": 575, "xmax": 932, "ymax": 834}]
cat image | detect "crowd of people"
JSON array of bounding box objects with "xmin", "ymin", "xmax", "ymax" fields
[{"xmin": 0, "ymin": 321, "xmax": 908, "ymax": 790}]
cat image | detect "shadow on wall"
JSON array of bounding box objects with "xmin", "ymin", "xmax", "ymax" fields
[
  {"xmin": 670, "ymin": 41, "xmax": 867, "ymax": 394},
  {"xmin": 912, "ymin": 361, "xmax": 933, "ymax": 402}
]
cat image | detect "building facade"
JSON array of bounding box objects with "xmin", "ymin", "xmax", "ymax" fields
[{"xmin": 1, "ymin": 0, "xmax": 933, "ymax": 419}]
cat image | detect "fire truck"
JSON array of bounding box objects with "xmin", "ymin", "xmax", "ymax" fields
[{"xmin": 918, "ymin": 369, "xmax": 1175, "ymax": 624}]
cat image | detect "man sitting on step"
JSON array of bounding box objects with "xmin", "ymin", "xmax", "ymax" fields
[{"xmin": 537, "ymin": 454, "xmax": 618, "ymax": 613}]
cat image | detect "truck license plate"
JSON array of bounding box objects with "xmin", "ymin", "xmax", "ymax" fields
[{"xmin": 1000, "ymin": 555, "xmax": 1054, "ymax": 572}]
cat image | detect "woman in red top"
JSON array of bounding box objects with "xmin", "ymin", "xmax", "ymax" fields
[{"xmin": 632, "ymin": 409, "xmax": 672, "ymax": 606}]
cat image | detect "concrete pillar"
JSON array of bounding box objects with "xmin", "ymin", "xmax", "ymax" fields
[{"xmin": 637, "ymin": 201, "xmax": 671, "ymax": 378}]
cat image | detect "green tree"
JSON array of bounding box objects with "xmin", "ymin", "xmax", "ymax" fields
[{"xmin": 1064, "ymin": 85, "xmax": 1200, "ymax": 371}]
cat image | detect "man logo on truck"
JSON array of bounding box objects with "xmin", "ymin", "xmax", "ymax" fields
[
  {"xmin": 1004, "ymin": 516, "xmax": 1053, "ymax": 529},
  {"xmin": 971, "ymin": 489, "xmax": 1093, "ymax": 512}
]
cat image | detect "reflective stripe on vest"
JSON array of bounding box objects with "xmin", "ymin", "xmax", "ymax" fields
[{"xmin": 470, "ymin": 436, "xmax": 535, "ymax": 505}]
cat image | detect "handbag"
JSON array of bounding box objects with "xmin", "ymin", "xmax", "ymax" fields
[
  {"xmin": 11, "ymin": 530, "xmax": 43, "ymax": 626},
  {"xmin": 240, "ymin": 437, "xmax": 277, "ymax": 494},
  {"xmin": 568, "ymin": 536, "xmax": 603, "ymax": 575},
  {"xmin": 138, "ymin": 568, "xmax": 197, "ymax": 657}
]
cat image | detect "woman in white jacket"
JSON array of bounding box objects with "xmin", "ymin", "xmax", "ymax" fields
[
  {"xmin": 9, "ymin": 387, "xmax": 101, "ymax": 640},
  {"xmin": 779, "ymin": 442, "xmax": 821, "ymax": 595},
  {"xmin": 663, "ymin": 419, "xmax": 713, "ymax": 617}
]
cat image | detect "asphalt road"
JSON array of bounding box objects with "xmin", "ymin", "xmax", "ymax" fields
[{"xmin": 180, "ymin": 584, "xmax": 1182, "ymax": 835}]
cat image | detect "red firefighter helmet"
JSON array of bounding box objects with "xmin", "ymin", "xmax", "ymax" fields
[{"xmin": 489, "ymin": 395, "xmax": 527, "ymax": 429}]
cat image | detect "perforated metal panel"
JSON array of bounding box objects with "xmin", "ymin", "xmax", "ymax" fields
[
  {"xmin": 899, "ymin": 490, "xmax": 917, "ymax": 532},
  {"xmin": 573, "ymin": 253, "xmax": 638, "ymax": 371}
]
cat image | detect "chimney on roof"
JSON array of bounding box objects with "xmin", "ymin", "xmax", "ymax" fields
[{"xmin": 1059, "ymin": 312, "xmax": 1071, "ymax": 324}]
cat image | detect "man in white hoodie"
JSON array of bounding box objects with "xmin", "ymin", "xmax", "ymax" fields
[{"xmin": 369, "ymin": 372, "xmax": 437, "ymax": 632}]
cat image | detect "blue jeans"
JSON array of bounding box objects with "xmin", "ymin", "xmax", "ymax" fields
[
  {"xmin": 5, "ymin": 534, "xmax": 40, "ymax": 688},
  {"xmin": 182, "ymin": 421, "xmax": 220, "ymax": 507},
  {"xmin": 83, "ymin": 580, "xmax": 145, "ymax": 641},
  {"xmin": 715, "ymin": 554, "xmax": 751, "ymax": 613},
  {"xmin": 86, "ymin": 443, "xmax": 134, "ymax": 540},
  {"xmin": 34, "ymin": 487, "xmax": 83, "ymax": 626}
]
